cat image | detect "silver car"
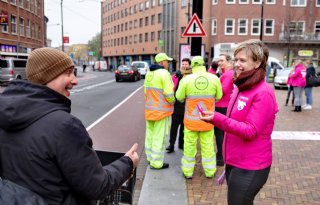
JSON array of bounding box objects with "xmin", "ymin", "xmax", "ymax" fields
[{"xmin": 0, "ymin": 59, "xmax": 27, "ymax": 85}]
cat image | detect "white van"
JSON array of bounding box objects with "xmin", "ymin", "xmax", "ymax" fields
[
  {"xmin": 94, "ymin": 61, "xmax": 108, "ymax": 71},
  {"xmin": 267, "ymin": 57, "xmax": 285, "ymax": 82},
  {"xmin": 131, "ymin": 61, "xmax": 149, "ymax": 78},
  {"xmin": 0, "ymin": 59, "xmax": 27, "ymax": 85}
]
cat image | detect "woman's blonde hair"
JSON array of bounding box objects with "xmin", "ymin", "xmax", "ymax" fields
[{"xmin": 234, "ymin": 39, "xmax": 269, "ymax": 70}]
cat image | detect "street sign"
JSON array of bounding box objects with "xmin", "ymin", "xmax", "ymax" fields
[
  {"xmin": 182, "ymin": 13, "xmax": 207, "ymax": 37},
  {"xmin": 63, "ymin": 36, "xmax": 69, "ymax": 44}
]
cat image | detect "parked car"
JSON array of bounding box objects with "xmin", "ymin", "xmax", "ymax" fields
[
  {"xmin": 274, "ymin": 67, "xmax": 292, "ymax": 89},
  {"xmin": 131, "ymin": 61, "xmax": 149, "ymax": 78},
  {"xmin": 267, "ymin": 57, "xmax": 285, "ymax": 82},
  {"xmin": 94, "ymin": 61, "xmax": 108, "ymax": 71},
  {"xmin": 0, "ymin": 59, "xmax": 27, "ymax": 85},
  {"xmin": 115, "ymin": 65, "xmax": 141, "ymax": 82}
]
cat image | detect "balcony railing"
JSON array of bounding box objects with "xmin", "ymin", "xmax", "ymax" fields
[{"xmin": 279, "ymin": 32, "xmax": 320, "ymax": 41}]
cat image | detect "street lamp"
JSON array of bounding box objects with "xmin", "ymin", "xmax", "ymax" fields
[{"xmin": 61, "ymin": 0, "xmax": 64, "ymax": 52}]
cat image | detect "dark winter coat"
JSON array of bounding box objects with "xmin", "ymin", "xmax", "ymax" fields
[
  {"xmin": 306, "ymin": 64, "xmax": 316, "ymax": 87},
  {"xmin": 0, "ymin": 80, "xmax": 133, "ymax": 205}
]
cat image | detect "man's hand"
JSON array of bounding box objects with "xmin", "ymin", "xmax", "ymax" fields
[
  {"xmin": 125, "ymin": 143, "xmax": 139, "ymax": 169},
  {"xmin": 199, "ymin": 111, "xmax": 214, "ymax": 124}
]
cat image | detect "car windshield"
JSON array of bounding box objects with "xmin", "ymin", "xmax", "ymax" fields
[
  {"xmin": 133, "ymin": 63, "xmax": 144, "ymax": 68},
  {"xmin": 118, "ymin": 65, "xmax": 130, "ymax": 71},
  {"xmin": 277, "ymin": 68, "xmax": 291, "ymax": 77}
]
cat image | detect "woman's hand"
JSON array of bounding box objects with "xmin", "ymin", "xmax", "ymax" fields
[{"xmin": 199, "ymin": 111, "xmax": 214, "ymax": 123}]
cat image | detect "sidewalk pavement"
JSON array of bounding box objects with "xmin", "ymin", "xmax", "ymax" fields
[{"xmin": 136, "ymin": 86, "xmax": 320, "ymax": 205}]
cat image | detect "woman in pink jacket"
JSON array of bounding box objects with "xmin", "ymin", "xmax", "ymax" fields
[
  {"xmin": 200, "ymin": 39, "xmax": 278, "ymax": 205},
  {"xmin": 289, "ymin": 59, "xmax": 306, "ymax": 112}
]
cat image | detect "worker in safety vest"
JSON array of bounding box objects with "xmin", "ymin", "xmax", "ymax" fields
[
  {"xmin": 144, "ymin": 53, "xmax": 175, "ymax": 169},
  {"xmin": 176, "ymin": 56, "xmax": 222, "ymax": 178}
]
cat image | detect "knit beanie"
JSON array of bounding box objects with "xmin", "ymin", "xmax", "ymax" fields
[{"xmin": 26, "ymin": 47, "xmax": 74, "ymax": 84}]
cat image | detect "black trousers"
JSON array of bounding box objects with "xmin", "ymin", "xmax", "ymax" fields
[
  {"xmin": 214, "ymin": 107, "xmax": 227, "ymax": 161},
  {"xmin": 226, "ymin": 165, "xmax": 271, "ymax": 205},
  {"xmin": 169, "ymin": 114, "xmax": 184, "ymax": 149}
]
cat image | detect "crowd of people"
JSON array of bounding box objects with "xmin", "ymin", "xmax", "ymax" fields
[{"xmin": 2, "ymin": 39, "xmax": 317, "ymax": 204}]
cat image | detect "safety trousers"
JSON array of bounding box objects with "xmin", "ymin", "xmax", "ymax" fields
[
  {"xmin": 181, "ymin": 128, "xmax": 216, "ymax": 178},
  {"xmin": 145, "ymin": 117, "xmax": 170, "ymax": 168}
]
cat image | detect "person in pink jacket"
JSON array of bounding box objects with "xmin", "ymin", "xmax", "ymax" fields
[
  {"xmin": 214, "ymin": 53, "xmax": 234, "ymax": 166},
  {"xmin": 200, "ymin": 39, "xmax": 278, "ymax": 205},
  {"xmin": 285, "ymin": 66, "xmax": 295, "ymax": 106},
  {"xmin": 289, "ymin": 59, "xmax": 306, "ymax": 112}
]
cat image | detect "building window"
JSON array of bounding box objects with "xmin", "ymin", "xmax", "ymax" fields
[
  {"xmin": 129, "ymin": 21, "xmax": 132, "ymax": 29},
  {"xmin": 145, "ymin": 16, "xmax": 149, "ymax": 26},
  {"xmin": 1, "ymin": 24, "xmax": 8, "ymax": 33},
  {"xmin": 26, "ymin": 0, "xmax": 30, "ymax": 10},
  {"xmin": 158, "ymin": 0, "xmax": 163, "ymax": 5},
  {"xmin": 134, "ymin": 34, "xmax": 138, "ymax": 43},
  {"xmin": 226, "ymin": 0, "xmax": 235, "ymax": 4},
  {"xmin": 129, "ymin": 35, "xmax": 132, "ymax": 44},
  {"xmin": 10, "ymin": 0, "xmax": 16, "ymax": 5},
  {"xmin": 225, "ymin": 19, "xmax": 234, "ymax": 35},
  {"xmin": 317, "ymin": 0, "xmax": 320, "ymax": 6},
  {"xmin": 151, "ymin": 0, "xmax": 155, "ymax": 7},
  {"xmin": 181, "ymin": 26, "xmax": 186, "ymax": 35},
  {"xmin": 139, "ymin": 18, "xmax": 143, "ymax": 27},
  {"xmin": 139, "ymin": 33, "xmax": 143, "ymax": 43},
  {"xmin": 125, "ymin": 36, "xmax": 128, "ymax": 45},
  {"xmin": 252, "ymin": 0, "xmax": 262, "ymax": 3},
  {"xmin": 264, "ymin": 19, "xmax": 274, "ymax": 35},
  {"xmin": 158, "ymin": 30, "xmax": 162, "ymax": 40},
  {"xmin": 11, "ymin": 15, "xmax": 17, "ymax": 34},
  {"xmin": 31, "ymin": 23, "xmax": 35, "ymax": 38},
  {"xmin": 134, "ymin": 4, "xmax": 138, "ymax": 13},
  {"xmin": 181, "ymin": 0, "xmax": 187, "ymax": 7},
  {"xmin": 145, "ymin": 0, "xmax": 149, "ymax": 9},
  {"xmin": 134, "ymin": 19, "xmax": 138, "ymax": 28},
  {"xmin": 212, "ymin": 0, "xmax": 218, "ymax": 5},
  {"xmin": 251, "ymin": 19, "xmax": 260, "ymax": 35},
  {"xmin": 140, "ymin": 2, "xmax": 143, "ymax": 11},
  {"xmin": 266, "ymin": 0, "xmax": 275, "ymax": 4},
  {"xmin": 19, "ymin": 17, "xmax": 24, "ymax": 36},
  {"xmin": 18, "ymin": 0, "xmax": 23, "ymax": 7},
  {"xmin": 125, "ymin": 22, "xmax": 128, "ymax": 30},
  {"xmin": 289, "ymin": 21, "xmax": 304, "ymax": 36},
  {"xmin": 151, "ymin": 32, "xmax": 155, "ymax": 41},
  {"xmin": 211, "ymin": 19, "xmax": 217, "ymax": 35},
  {"xmin": 239, "ymin": 0, "xmax": 248, "ymax": 4},
  {"xmin": 158, "ymin": 13, "xmax": 162, "ymax": 23},
  {"xmin": 145, "ymin": 32, "xmax": 149, "ymax": 42},
  {"xmin": 238, "ymin": 19, "xmax": 248, "ymax": 35},
  {"xmin": 291, "ymin": 0, "xmax": 306, "ymax": 6},
  {"xmin": 26, "ymin": 19, "xmax": 30, "ymax": 37},
  {"xmin": 151, "ymin": 15, "xmax": 155, "ymax": 25},
  {"xmin": 315, "ymin": 21, "xmax": 320, "ymax": 36}
]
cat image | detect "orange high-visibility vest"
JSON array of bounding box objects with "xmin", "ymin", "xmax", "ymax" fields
[
  {"xmin": 145, "ymin": 87, "xmax": 174, "ymax": 120},
  {"xmin": 184, "ymin": 96, "xmax": 215, "ymax": 131}
]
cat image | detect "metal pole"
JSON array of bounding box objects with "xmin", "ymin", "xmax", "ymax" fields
[
  {"xmin": 61, "ymin": 0, "xmax": 64, "ymax": 52},
  {"xmin": 187, "ymin": 0, "xmax": 190, "ymax": 45},
  {"xmin": 260, "ymin": 0, "xmax": 264, "ymax": 41}
]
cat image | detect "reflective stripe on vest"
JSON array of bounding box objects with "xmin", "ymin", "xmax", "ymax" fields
[
  {"xmin": 145, "ymin": 87, "xmax": 174, "ymax": 120},
  {"xmin": 184, "ymin": 95, "xmax": 215, "ymax": 131}
]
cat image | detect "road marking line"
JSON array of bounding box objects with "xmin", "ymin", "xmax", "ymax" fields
[
  {"xmin": 272, "ymin": 131, "xmax": 320, "ymax": 140},
  {"xmin": 86, "ymin": 85, "xmax": 144, "ymax": 131},
  {"xmin": 71, "ymin": 80, "xmax": 115, "ymax": 94}
]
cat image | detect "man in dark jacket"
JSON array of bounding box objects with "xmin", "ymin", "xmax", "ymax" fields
[
  {"xmin": 0, "ymin": 48, "xmax": 139, "ymax": 205},
  {"xmin": 303, "ymin": 59, "xmax": 316, "ymax": 110}
]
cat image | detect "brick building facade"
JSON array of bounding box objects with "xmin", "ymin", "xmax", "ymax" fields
[
  {"xmin": 102, "ymin": 0, "xmax": 320, "ymax": 69},
  {"xmin": 0, "ymin": 0, "xmax": 45, "ymax": 59}
]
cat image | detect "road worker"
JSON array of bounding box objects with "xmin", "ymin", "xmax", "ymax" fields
[
  {"xmin": 144, "ymin": 53, "xmax": 175, "ymax": 169},
  {"xmin": 176, "ymin": 56, "xmax": 222, "ymax": 178}
]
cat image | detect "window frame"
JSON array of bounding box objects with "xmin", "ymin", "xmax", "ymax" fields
[
  {"xmin": 211, "ymin": 19, "xmax": 217, "ymax": 35},
  {"xmin": 290, "ymin": 0, "xmax": 306, "ymax": 7},
  {"xmin": 238, "ymin": 18, "xmax": 248, "ymax": 35},
  {"xmin": 264, "ymin": 19, "xmax": 275, "ymax": 36},
  {"xmin": 225, "ymin": 18, "xmax": 235, "ymax": 35},
  {"xmin": 251, "ymin": 19, "xmax": 261, "ymax": 36}
]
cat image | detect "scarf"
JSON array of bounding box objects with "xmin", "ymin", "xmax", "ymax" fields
[{"xmin": 233, "ymin": 67, "xmax": 266, "ymax": 91}]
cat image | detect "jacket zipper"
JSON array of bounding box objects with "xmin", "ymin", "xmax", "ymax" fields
[{"xmin": 224, "ymin": 90, "xmax": 240, "ymax": 168}]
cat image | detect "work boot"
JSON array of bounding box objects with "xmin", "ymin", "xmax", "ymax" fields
[
  {"xmin": 150, "ymin": 162, "xmax": 169, "ymax": 169},
  {"xmin": 297, "ymin": 106, "xmax": 302, "ymax": 112},
  {"xmin": 166, "ymin": 145, "xmax": 174, "ymax": 153}
]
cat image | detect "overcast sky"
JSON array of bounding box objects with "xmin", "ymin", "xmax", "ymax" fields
[{"xmin": 45, "ymin": 0, "xmax": 101, "ymax": 47}]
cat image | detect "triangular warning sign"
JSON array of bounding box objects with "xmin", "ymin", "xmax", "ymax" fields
[{"xmin": 182, "ymin": 13, "xmax": 207, "ymax": 37}]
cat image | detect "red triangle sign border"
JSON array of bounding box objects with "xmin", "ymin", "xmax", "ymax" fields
[{"xmin": 182, "ymin": 13, "xmax": 207, "ymax": 37}]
